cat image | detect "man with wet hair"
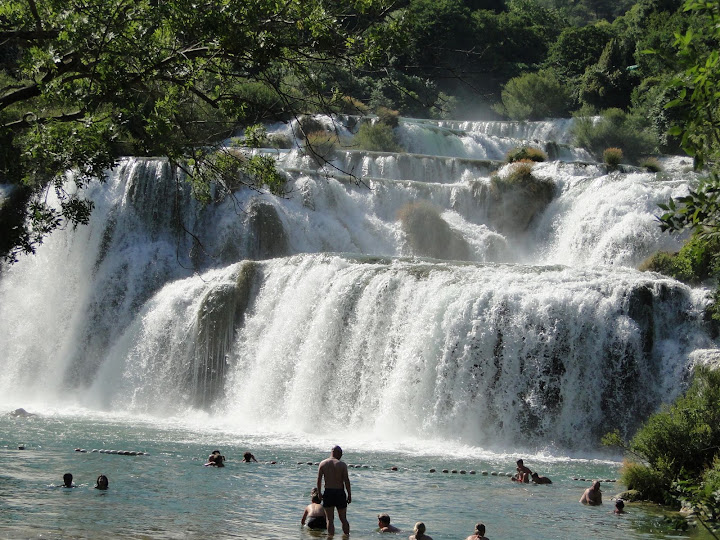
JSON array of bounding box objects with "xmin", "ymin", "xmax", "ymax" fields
[{"xmin": 317, "ymin": 445, "xmax": 351, "ymax": 535}]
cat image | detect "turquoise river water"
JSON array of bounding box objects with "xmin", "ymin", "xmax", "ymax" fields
[{"xmin": 0, "ymin": 411, "xmax": 709, "ymax": 540}]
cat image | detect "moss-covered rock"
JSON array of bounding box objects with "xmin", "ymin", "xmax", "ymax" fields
[
  {"xmin": 193, "ymin": 261, "xmax": 257, "ymax": 407},
  {"xmin": 615, "ymin": 489, "xmax": 643, "ymax": 502},
  {"xmin": 398, "ymin": 200, "xmax": 471, "ymax": 261},
  {"xmin": 506, "ymin": 146, "xmax": 547, "ymax": 163},
  {"xmin": 488, "ymin": 162, "xmax": 555, "ymax": 234},
  {"xmin": 246, "ymin": 199, "xmax": 289, "ymax": 260}
]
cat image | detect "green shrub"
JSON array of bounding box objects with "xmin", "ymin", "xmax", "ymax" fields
[
  {"xmin": 491, "ymin": 162, "xmax": 555, "ymax": 200},
  {"xmin": 639, "ymin": 251, "xmax": 692, "ymax": 281},
  {"xmin": 620, "ymin": 461, "xmax": 670, "ymax": 503},
  {"xmin": 353, "ymin": 122, "xmax": 402, "ymax": 153},
  {"xmin": 497, "ymin": 69, "xmax": 573, "ymax": 121},
  {"xmin": 630, "ymin": 366, "xmax": 720, "ymax": 484},
  {"xmin": 487, "ymin": 162, "xmax": 555, "ymax": 235},
  {"xmin": 639, "ymin": 234, "xmax": 720, "ymax": 284},
  {"xmin": 572, "ymin": 107, "xmax": 657, "ymax": 162},
  {"xmin": 375, "ymin": 106, "xmax": 400, "ymax": 128},
  {"xmin": 242, "ymin": 124, "xmax": 293, "ymax": 149},
  {"xmin": 603, "ymin": 147, "xmax": 623, "ymax": 169},
  {"xmin": 702, "ymin": 457, "xmax": 720, "ymax": 497},
  {"xmin": 504, "ymin": 161, "xmax": 535, "ymax": 185},
  {"xmin": 506, "ymin": 146, "xmax": 547, "ymax": 163},
  {"xmin": 641, "ymin": 156, "xmax": 662, "ymax": 172},
  {"xmin": 232, "ymin": 81, "xmax": 285, "ymax": 122},
  {"xmin": 296, "ymin": 116, "xmax": 326, "ymax": 138},
  {"xmin": 265, "ymin": 135, "xmax": 293, "ymax": 149},
  {"xmin": 333, "ymin": 95, "xmax": 368, "ymax": 115},
  {"xmin": 302, "ymin": 131, "xmax": 338, "ymax": 161}
]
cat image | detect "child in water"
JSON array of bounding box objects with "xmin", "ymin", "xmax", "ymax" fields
[
  {"xmin": 301, "ymin": 488, "xmax": 327, "ymax": 530},
  {"xmin": 614, "ymin": 499, "xmax": 626, "ymax": 514}
]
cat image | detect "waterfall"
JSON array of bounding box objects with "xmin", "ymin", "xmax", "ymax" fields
[{"xmin": 0, "ymin": 114, "xmax": 714, "ymax": 451}]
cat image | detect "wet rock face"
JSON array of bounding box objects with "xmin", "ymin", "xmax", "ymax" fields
[
  {"xmin": 398, "ymin": 200, "xmax": 471, "ymax": 261},
  {"xmin": 487, "ymin": 169, "xmax": 555, "ymax": 235},
  {"xmin": 193, "ymin": 262, "xmax": 257, "ymax": 408},
  {"xmin": 246, "ymin": 200, "xmax": 289, "ymax": 260},
  {"xmin": 615, "ymin": 489, "xmax": 642, "ymax": 502}
]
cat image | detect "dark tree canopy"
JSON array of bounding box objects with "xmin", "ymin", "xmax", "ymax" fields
[{"xmin": 0, "ymin": 0, "xmax": 400, "ymax": 262}]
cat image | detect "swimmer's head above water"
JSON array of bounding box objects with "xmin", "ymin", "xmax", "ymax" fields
[{"xmin": 95, "ymin": 474, "xmax": 109, "ymax": 490}]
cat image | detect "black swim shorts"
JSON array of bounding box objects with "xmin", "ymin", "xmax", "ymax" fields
[
  {"xmin": 322, "ymin": 488, "xmax": 347, "ymax": 509},
  {"xmin": 307, "ymin": 515, "xmax": 327, "ymax": 530}
]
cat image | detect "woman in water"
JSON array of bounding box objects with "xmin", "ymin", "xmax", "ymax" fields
[
  {"xmin": 465, "ymin": 522, "xmax": 489, "ymax": 540},
  {"xmin": 95, "ymin": 475, "xmax": 109, "ymax": 490},
  {"xmin": 301, "ymin": 488, "xmax": 327, "ymax": 530},
  {"xmin": 408, "ymin": 521, "xmax": 433, "ymax": 540}
]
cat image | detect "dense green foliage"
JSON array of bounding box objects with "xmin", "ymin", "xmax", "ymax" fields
[
  {"xmin": 571, "ymin": 108, "xmax": 656, "ymax": 162},
  {"xmin": 353, "ymin": 121, "xmax": 403, "ymax": 153},
  {"xmin": 640, "ymin": 234, "xmax": 720, "ymax": 285},
  {"xmin": 505, "ymin": 146, "xmax": 547, "ymax": 163},
  {"xmin": 619, "ymin": 461, "xmax": 669, "ymax": 503},
  {"xmin": 656, "ymin": 0, "xmax": 720, "ymax": 238},
  {"xmin": 630, "ymin": 367, "xmax": 720, "ymax": 481},
  {"xmin": 0, "ymin": 0, "xmax": 400, "ymax": 263},
  {"xmin": 606, "ymin": 367, "xmax": 720, "ymax": 532},
  {"xmin": 496, "ymin": 70, "xmax": 572, "ymax": 120}
]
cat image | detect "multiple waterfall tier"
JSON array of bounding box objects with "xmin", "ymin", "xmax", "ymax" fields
[{"xmin": 0, "ymin": 115, "xmax": 715, "ymax": 451}]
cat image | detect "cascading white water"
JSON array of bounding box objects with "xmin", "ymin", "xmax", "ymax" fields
[{"xmin": 0, "ymin": 116, "xmax": 714, "ymax": 451}]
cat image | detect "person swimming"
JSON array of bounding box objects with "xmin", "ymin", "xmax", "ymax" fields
[
  {"xmin": 301, "ymin": 488, "xmax": 327, "ymax": 530},
  {"xmin": 409, "ymin": 521, "xmax": 433, "ymax": 540},
  {"xmin": 95, "ymin": 475, "xmax": 109, "ymax": 490},
  {"xmin": 614, "ymin": 499, "xmax": 626, "ymax": 514},
  {"xmin": 378, "ymin": 513, "xmax": 401, "ymax": 533},
  {"xmin": 62, "ymin": 473, "xmax": 75, "ymax": 488},
  {"xmin": 531, "ymin": 472, "xmax": 552, "ymax": 484},
  {"xmin": 242, "ymin": 451, "xmax": 257, "ymax": 462},
  {"xmin": 464, "ymin": 522, "xmax": 489, "ymax": 540},
  {"xmin": 205, "ymin": 453, "xmax": 225, "ymax": 467}
]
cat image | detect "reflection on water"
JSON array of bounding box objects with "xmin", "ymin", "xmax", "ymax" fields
[{"xmin": 0, "ymin": 414, "xmax": 709, "ymax": 539}]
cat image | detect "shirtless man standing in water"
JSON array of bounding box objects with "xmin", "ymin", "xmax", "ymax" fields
[
  {"xmin": 580, "ymin": 480, "xmax": 603, "ymax": 505},
  {"xmin": 317, "ymin": 445, "xmax": 351, "ymax": 535}
]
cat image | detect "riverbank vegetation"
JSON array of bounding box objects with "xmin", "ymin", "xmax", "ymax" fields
[{"xmin": 604, "ymin": 367, "xmax": 720, "ymax": 535}]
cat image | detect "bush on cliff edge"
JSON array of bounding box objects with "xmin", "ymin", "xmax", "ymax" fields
[{"xmin": 607, "ymin": 367, "xmax": 720, "ymax": 510}]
